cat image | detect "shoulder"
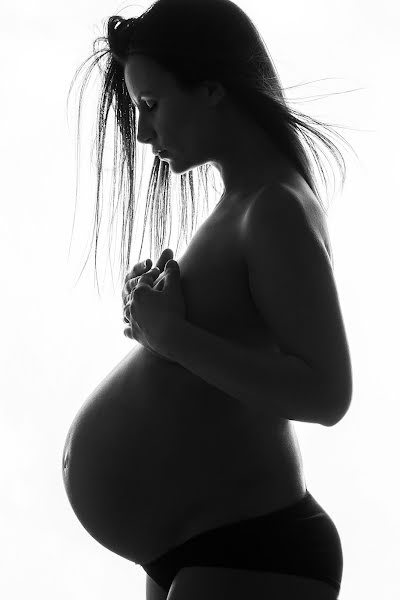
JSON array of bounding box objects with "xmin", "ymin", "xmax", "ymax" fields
[
  {"xmin": 246, "ymin": 180, "xmax": 311, "ymax": 226},
  {"xmin": 243, "ymin": 180, "xmax": 332, "ymax": 266}
]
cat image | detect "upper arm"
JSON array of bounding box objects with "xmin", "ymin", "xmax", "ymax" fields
[
  {"xmin": 243, "ymin": 183, "xmax": 352, "ymax": 424},
  {"xmin": 146, "ymin": 574, "xmax": 168, "ymax": 600}
]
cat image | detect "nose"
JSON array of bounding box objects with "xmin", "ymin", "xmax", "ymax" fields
[{"xmin": 136, "ymin": 113, "xmax": 155, "ymax": 146}]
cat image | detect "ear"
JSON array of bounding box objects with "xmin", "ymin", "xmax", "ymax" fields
[{"xmin": 201, "ymin": 80, "xmax": 227, "ymax": 107}]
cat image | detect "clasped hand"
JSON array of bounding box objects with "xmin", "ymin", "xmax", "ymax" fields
[{"xmin": 122, "ymin": 249, "xmax": 187, "ymax": 358}]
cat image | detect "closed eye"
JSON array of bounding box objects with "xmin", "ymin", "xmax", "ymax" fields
[{"xmin": 144, "ymin": 100, "xmax": 157, "ymax": 111}]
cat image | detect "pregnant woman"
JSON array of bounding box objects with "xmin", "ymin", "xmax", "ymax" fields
[{"xmin": 62, "ymin": 1, "xmax": 353, "ymax": 598}]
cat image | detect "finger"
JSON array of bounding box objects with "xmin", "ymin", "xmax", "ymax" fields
[
  {"xmin": 124, "ymin": 258, "xmax": 152, "ymax": 284},
  {"xmin": 126, "ymin": 272, "xmax": 149, "ymax": 293},
  {"xmin": 124, "ymin": 250, "xmax": 172, "ymax": 289},
  {"xmin": 123, "ymin": 301, "xmax": 131, "ymax": 323},
  {"xmin": 130, "ymin": 269, "xmax": 159, "ymax": 299},
  {"xmin": 123, "ymin": 272, "xmax": 153, "ymax": 313},
  {"xmin": 125, "ymin": 277, "xmax": 138, "ymax": 294},
  {"xmin": 155, "ymin": 248, "xmax": 174, "ymax": 273},
  {"xmin": 122, "ymin": 260, "xmax": 152, "ymax": 303},
  {"xmin": 122, "ymin": 250, "xmax": 173, "ymax": 306},
  {"xmin": 138, "ymin": 267, "xmax": 160, "ymax": 284}
]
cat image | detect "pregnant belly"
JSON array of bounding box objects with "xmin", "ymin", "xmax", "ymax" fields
[{"xmin": 62, "ymin": 344, "xmax": 302, "ymax": 564}]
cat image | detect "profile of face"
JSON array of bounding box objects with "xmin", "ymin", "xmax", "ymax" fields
[{"xmin": 123, "ymin": 55, "xmax": 226, "ymax": 174}]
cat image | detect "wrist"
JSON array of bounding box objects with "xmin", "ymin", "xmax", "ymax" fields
[{"xmin": 152, "ymin": 316, "xmax": 185, "ymax": 362}]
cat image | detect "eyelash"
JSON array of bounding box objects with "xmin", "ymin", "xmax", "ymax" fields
[{"xmin": 142, "ymin": 101, "xmax": 157, "ymax": 112}]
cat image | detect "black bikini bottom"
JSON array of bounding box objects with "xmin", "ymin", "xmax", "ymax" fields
[{"xmin": 141, "ymin": 489, "xmax": 343, "ymax": 594}]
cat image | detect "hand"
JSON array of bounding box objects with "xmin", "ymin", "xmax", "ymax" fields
[
  {"xmin": 123, "ymin": 249, "xmax": 187, "ymax": 359},
  {"xmin": 122, "ymin": 248, "xmax": 174, "ymax": 327}
]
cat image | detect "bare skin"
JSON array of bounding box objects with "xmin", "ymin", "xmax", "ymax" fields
[
  {"xmin": 62, "ymin": 55, "xmax": 337, "ymax": 597},
  {"xmin": 62, "ymin": 168, "xmax": 335, "ymax": 566},
  {"xmin": 123, "ymin": 54, "xmax": 297, "ymax": 199},
  {"xmin": 122, "ymin": 248, "xmax": 175, "ymax": 360}
]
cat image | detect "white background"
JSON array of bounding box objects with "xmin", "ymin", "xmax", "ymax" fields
[{"xmin": 1, "ymin": 0, "xmax": 398, "ymax": 598}]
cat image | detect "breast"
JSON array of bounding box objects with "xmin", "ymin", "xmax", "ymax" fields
[
  {"xmin": 62, "ymin": 193, "xmax": 302, "ymax": 565},
  {"xmin": 171, "ymin": 203, "xmax": 284, "ymax": 351}
]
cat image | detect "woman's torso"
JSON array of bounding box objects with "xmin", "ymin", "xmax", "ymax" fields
[{"xmin": 62, "ymin": 169, "xmax": 333, "ymax": 565}]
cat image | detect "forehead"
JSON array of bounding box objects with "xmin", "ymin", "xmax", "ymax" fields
[{"xmin": 124, "ymin": 55, "xmax": 173, "ymax": 97}]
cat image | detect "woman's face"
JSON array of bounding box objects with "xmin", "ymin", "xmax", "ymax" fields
[
  {"xmin": 124, "ymin": 54, "xmax": 224, "ymax": 174},
  {"xmin": 124, "ymin": 54, "xmax": 290, "ymax": 198}
]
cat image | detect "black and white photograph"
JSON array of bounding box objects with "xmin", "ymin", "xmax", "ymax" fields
[{"xmin": 1, "ymin": 1, "xmax": 397, "ymax": 598}]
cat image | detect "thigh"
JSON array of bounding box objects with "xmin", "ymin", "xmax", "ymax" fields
[
  {"xmin": 166, "ymin": 567, "xmax": 339, "ymax": 600},
  {"xmin": 146, "ymin": 574, "xmax": 168, "ymax": 600}
]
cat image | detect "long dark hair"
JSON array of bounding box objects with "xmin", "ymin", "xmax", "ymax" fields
[{"xmin": 67, "ymin": 0, "xmax": 359, "ymax": 294}]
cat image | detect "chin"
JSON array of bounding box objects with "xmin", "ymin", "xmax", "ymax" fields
[
  {"xmin": 165, "ymin": 157, "xmax": 192, "ymax": 175},
  {"xmin": 160, "ymin": 152, "xmax": 205, "ymax": 176}
]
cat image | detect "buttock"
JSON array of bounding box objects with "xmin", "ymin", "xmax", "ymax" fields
[{"xmin": 141, "ymin": 489, "xmax": 343, "ymax": 595}]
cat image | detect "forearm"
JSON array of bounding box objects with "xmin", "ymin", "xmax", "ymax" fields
[{"xmin": 161, "ymin": 319, "xmax": 332, "ymax": 426}]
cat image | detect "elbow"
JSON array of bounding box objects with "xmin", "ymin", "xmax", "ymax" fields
[
  {"xmin": 313, "ymin": 356, "xmax": 353, "ymax": 427},
  {"xmin": 323, "ymin": 411, "xmax": 344, "ymax": 428},
  {"xmin": 318, "ymin": 375, "xmax": 353, "ymax": 427},
  {"xmin": 323, "ymin": 391, "xmax": 352, "ymax": 428}
]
